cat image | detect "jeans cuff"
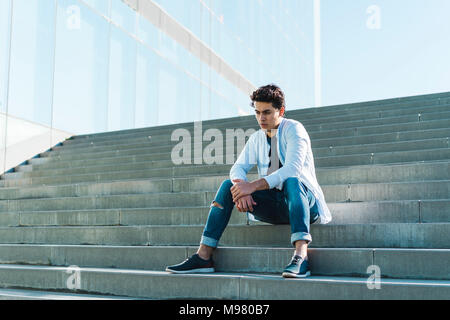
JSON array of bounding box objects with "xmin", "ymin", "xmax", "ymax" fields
[
  {"xmin": 291, "ymin": 232, "xmax": 312, "ymax": 246},
  {"xmin": 200, "ymin": 235, "xmax": 218, "ymax": 248}
]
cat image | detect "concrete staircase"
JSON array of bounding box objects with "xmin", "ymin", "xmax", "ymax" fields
[{"xmin": 0, "ymin": 92, "xmax": 449, "ymax": 299}]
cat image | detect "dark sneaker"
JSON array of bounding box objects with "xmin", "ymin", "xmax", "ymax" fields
[
  {"xmin": 282, "ymin": 255, "xmax": 311, "ymax": 278},
  {"xmin": 165, "ymin": 254, "xmax": 215, "ymax": 274}
]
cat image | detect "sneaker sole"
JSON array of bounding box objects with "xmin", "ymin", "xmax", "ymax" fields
[
  {"xmin": 165, "ymin": 267, "xmax": 215, "ymax": 274},
  {"xmin": 282, "ymin": 271, "xmax": 311, "ymax": 278}
]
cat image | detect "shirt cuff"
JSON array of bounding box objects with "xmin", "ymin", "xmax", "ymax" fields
[
  {"xmin": 263, "ymin": 173, "xmax": 280, "ymax": 189},
  {"xmin": 230, "ymin": 175, "xmax": 249, "ymax": 184}
]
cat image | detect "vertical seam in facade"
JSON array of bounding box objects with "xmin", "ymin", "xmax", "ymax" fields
[
  {"xmin": 49, "ymin": 0, "xmax": 58, "ymax": 148},
  {"xmin": 105, "ymin": 0, "xmax": 112, "ymax": 131},
  {"xmin": 3, "ymin": 0, "xmax": 14, "ymax": 174}
]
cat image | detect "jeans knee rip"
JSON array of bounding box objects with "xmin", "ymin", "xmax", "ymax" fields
[{"xmin": 211, "ymin": 201, "xmax": 224, "ymax": 210}]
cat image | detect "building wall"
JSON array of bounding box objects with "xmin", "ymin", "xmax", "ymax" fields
[{"xmin": 0, "ymin": 0, "xmax": 313, "ymax": 174}]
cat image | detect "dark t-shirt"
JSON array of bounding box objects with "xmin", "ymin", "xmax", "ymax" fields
[{"xmin": 267, "ymin": 135, "xmax": 283, "ymax": 171}]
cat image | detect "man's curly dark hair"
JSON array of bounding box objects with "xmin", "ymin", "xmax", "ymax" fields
[{"xmin": 249, "ymin": 84, "xmax": 286, "ymax": 115}]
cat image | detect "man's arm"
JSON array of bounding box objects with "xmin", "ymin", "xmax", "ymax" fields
[
  {"xmin": 230, "ymin": 178, "xmax": 269, "ymax": 203},
  {"xmin": 231, "ymin": 124, "xmax": 308, "ymax": 201},
  {"xmin": 229, "ymin": 135, "xmax": 256, "ymax": 184},
  {"xmin": 251, "ymin": 178, "xmax": 270, "ymax": 191}
]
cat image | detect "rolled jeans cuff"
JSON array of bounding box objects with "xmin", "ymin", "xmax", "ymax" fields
[
  {"xmin": 291, "ymin": 232, "xmax": 312, "ymax": 246},
  {"xmin": 200, "ymin": 235, "xmax": 218, "ymax": 248}
]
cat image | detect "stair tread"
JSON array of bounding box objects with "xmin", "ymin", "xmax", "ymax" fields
[
  {"xmin": 0, "ymin": 264, "xmax": 449, "ymax": 286},
  {"xmin": 0, "ymin": 287, "xmax": 136, "ymax": 300}
]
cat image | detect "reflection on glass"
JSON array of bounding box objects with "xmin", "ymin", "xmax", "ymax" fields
[
  {"xmin": 0, "ymin": 113, "xmax": 6, "ymax": 173},
  {"xmin": 0, "ymin": 0, "xmax": 11, "ymax": 114},
  {"xmin": 135, "ymin": 43, "xmax": 159, "ymax": 129},
  {"xmin": 8, "ymin": 0, "xmax": 56, "ymax": 126},
  {"xmin": 111, "ymin": 0, "xmax": 136, "ymax": 35},
  {"xmin": 186, "ymin": 75, "xmax": 202, "ymax": 122},
  {"xmin": 157, "ymin": 67, "xmax": 177, "ymax": 126},
  {"xmin": 137, "ymin": 15, "xmax": 158, "ymax": 49},
  {"xmin": 108, "ymin": 25, "xmax": 137, "ymax": 131},
  {"xmin": 200, "ymin": 82, "xmax": 210, "ymax": 121},
  {"xmin": 82, "ymin": 0, "xmax": 111, "ymax": 17},
  {"xmin": 53, "ymin": 0, "xmax": 109, "ymax": 135}
]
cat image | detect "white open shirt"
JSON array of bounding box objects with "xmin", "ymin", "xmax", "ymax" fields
[{"xmin": 230, "ymin": 117, "xmax": 332, "ymax": 224}]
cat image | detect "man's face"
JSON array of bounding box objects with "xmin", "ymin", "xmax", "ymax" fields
[{"xmin": 254, "ymin": 101, "xmax": 284, "ymax": 133}]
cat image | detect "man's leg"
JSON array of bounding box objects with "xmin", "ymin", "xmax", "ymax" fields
[
  {"xmin": 198, "ymin": 181, "xmax": 286, "ymax": 259},
  {"xmin": 248, "ymin": 189, "xmax": 290, "ymax": 224},
  {"xmin": 165, "ymin": 179, "xmax": 236, "ymax": 273},
  {"xmin": 281, "ymin": 177, "xmax": 319, "ymax": 278},
  {"xmin": 197, "ymin": 179, "xmax": 236, "ymax": 260}
]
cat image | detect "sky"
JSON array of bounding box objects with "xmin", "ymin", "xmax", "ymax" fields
[{"xmin": 320, "ymin": 0, "xmax": 450, "ymax": 106}]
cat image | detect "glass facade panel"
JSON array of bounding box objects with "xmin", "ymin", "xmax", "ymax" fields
[
  {"xmin": 0, "ymin": 0, "xmax": 11, "ymax": 114},
  {"xmin": 137, "ymin": 14, "xmax": 159, "ymax": 48},
  {"xmin": 135, "ymin": 43, "xmax": 159, "ymax": 129},
  {"xmin": 110, "ymin": 0, "xmax": 136, "ymax": 35},
  {"xmin": 200, "ymin": 81, "xmax": 210, "ymax": 121},
  {"xmin": 187, "ymin": 75, "xmax": 202, "ymax": 122},
  {"xmin": 157, "ymin": 57, "xmax": 177, "ymax": 126},
  {"xmin": 82, "ymin": 0, "xmax": 110, "ymax": 17},
  {"xmin": 8, "ymin": 0, "xmax": 56, "ymax": 126},
  {"xmin": 53, "ymin": 0, "xmax": 110, "ymax": 134},
  {"xmin": 0, "ymin": 112, "xmax": 5, "ymax": 173},
  {"xmin": 2, "ymin": 0, "xmax": 449, "ymax": 174},
  {"xmin": 108, "ymin": 25, "xmax": 137, "ymax": 131}
]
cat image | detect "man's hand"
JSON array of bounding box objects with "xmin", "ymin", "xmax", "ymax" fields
[
  {"xmin": 231, "ymin": 179, "xmax": 256, "ymax": 202},
  {"xmin": 231, "ymin": 178, "xmax": 270, "ymax": 203},
  {"xmin": 235, "ymin": 195, "xmax": 257, "ymax": 212}
]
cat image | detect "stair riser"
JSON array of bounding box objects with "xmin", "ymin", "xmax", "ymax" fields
[
  {"xmin": 55, "ymin": 122, "xmax": 450, "ymax": 154},
  {"xmin": 0, "ymin": 266, "xmax": 242, "ymax": 299},
  {"xmin": 0, "ymin": 199, "xmax": 448, "ymax": 227},
  {"xmin": 8, "ymin": 160, "xmax": 450, "ymax": 185},
  {"xmin": 56, "ymin": 109, "xmax": 450, "ymax": 154},
  {"xmin": 0, "ymin": 181, "xmax": 449, "ymax": 212},
  {"xmin": 21, "ymin": 148, "xmax": 450, "ymax": 180},
  {"xmin": 67, "ymin": 98, "xmax": 450, "ymax": 144},
  {"xmin": 0, "ymin": 224, "xmax": 447, "ymax": 248},
  {"xmin": 0, "ymin": 245, "xmax": 448, "ymax": 280},
  {"xmin": 41, "ymin": 134, "xmax": 450, "ymax": 160},
  {"xmin": 58, "ymin": 118, "xmax": 450, "ymax": 151},
  {"xmin": 0, "ymin": 265, "xmax": 449, "ymax": 299}
]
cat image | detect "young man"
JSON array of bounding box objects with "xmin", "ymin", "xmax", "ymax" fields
[{"xmin": 166, "ymin": 84, "xmax": 332, "ymax": 278}]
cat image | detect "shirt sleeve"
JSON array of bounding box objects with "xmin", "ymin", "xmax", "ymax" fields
[
  {"xmin": 263, "ymin": 124, "xmax": 308, "ymax": 189},
  {"xmin": 230, "ymin": 134, "xmax": 257, "ymax": 184}
]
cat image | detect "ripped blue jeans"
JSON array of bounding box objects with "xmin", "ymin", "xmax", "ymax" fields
[{"xmin": 200, "ymin": 177, "xmax": 319, "ymax": 248}]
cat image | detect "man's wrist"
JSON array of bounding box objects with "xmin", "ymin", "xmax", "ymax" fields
[{"xmin": 250, "ymin": 178, "xmax": 270, "ymax": 192}]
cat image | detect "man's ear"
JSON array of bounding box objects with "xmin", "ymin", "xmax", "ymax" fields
[{"xmin": 280, "ymin": 106, "xmax": 285, "ymax": 117}]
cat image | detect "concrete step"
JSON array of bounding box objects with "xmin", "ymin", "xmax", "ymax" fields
[
  {"xmin": 0, "ymin": 223, "xmax": 448, "ymax": 248},
  {"xmin": 0, "ymin": 177, "xmax": 175, "ymax": 199},
  {"xmin": 55, "ymin": 118, "xmax": 450, "ymax": 155},
  {"xmin": 17, "ymin": 148, "xmax": 450, "ymax": 184},
  {"xmin": 49, "ymin": 127, "xmax": 450, "ymax": 157},
  {"xmin": 8, "ymin": 159, "xmax": 450, "ymax": 187},
  {"xmin": 0, "ymin": 206, "xmax": 247, "ymax": 227},
  {"xmin": 37, "ymin": 136, "xmax": 450, "ymax": 167},
  {"xmin": 67, "ymin": 95, "xmax": 450, "ymax": 143},
  {"xmin": 57, "ymin": 109, "xmax": 450, "ymax": 153},
  {"xmin": 0, "ymin": 199, "xmax": 448, "ymax": 227},
  {"xmin": 0, "ymin": 287, "xmax": 136, "ymax": 300},
  {"xmin": 0, "ymin": 180, "xmax": 449, "ymax": 213},
  {"xmin": 0, "ymin": 244, "xmax": 448, "ymax": 280},
  {"xmin": 1, "ymin": 161, "xmax": 449, "ymax": 201},
  {"xmin": 0, "ymin": 264, "xmax": 448, "ymax": 299},
  {"xmin": 56, "ymin": 102, "xmax": 450, "ymax": 149}
]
